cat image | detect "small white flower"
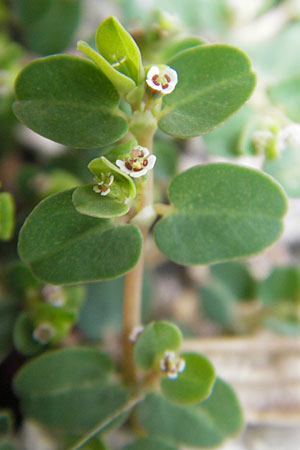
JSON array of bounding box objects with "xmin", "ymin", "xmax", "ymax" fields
[
  {"xmin": 129, "ymin": 325, "xmax": 144, "ymax": 343},
  {"xmin": 93, "ymin": 174, "xmax": 114, "ymax": 196},
  {"xmin": 33, "ymin": 323, "xmax": 55, "ymax": 345},
  {"xmin": 278, "ymin": 123, "xmax": 300, "ymax": 151},
  {"xmin": 41, "ymin": 285, "xmax": 65, "ymax": 307},
  {"xmin": 146, "ymin": 65, "xmax": 178, "ymax": 94},
  {"xmin": 160, "ymin": 350, "xmax": 186, "ymax": 380},
  {"xmin": 116, "ymin": 145, "xmax": 156, "ymax": 178}
]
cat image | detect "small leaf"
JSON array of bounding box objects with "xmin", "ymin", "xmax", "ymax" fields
[
  {"xmin": 158, "ymin": 44, "xmax": 256, "ymax": 138},
  {"xmin": 0, "ymin": 192, "xmax": 15, "ymax": 241},
  {"xmin": 210, "ymin": 262, "xmax": 256, "ymax": 301},
  {"xmin": 123, "ymin": 437, "xmax": 177, "ymax": 450},
  {"xmin": 200, "ymin": 284, "xmax": 237, "ymax": 329},
  {"xmin": 13, "ymin": 55, "xmax": 128, "ymax": 148},
  {"xmin": 13, "ymin": 347, "xmax": 127, "ymax": 433},
  {"xmin": 134, "ymin": 321, "xmax": 182, "ymax": 370},
  {"xmin": 137, "ymin": 378, "xmax": 243, "ymax": 448},
  {"xmin": 161, "ymin": 352, "xmax": 215, "ymax": 405},
  {"xmin": 154, "ymin": 163, "xmax": 287, "ymax": 265},
  {"xmin": 258, "ymin": 266, "xmax": 300, "ymax": 305},
  {"xmin": 95, "ymin": 16, "xmax": 144, "ymax": 85},
  {"xmin": 18, "ymin": 189, "xmax": 143, "ymax": 284}
]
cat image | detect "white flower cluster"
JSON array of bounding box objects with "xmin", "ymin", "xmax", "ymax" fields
[
  {"xmin": 116, "ymin": 145, "xmax": 156, "ymax": 178},
  {"xmin": 146, "ymin": 65, "xmax": 178, "ymax": 95},
  {"xmin": 160, "ymin": 350, "xmax": 186, "ymax": 380},
  {"xmin": 93, "ymin": 173, "xmax": 114, "ymax": 196}
]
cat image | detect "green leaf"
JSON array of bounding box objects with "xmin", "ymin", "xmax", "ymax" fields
[
  {"xmin": 158, "ymin": 44, "xmax": 256, "ymax": 138},
  {"xmin": 161, "ymin": 352, "xmax": 215, "ymax": 405},
  {"xmin": 13, "ymin": 55, "xmax": 128, "ymax": 148},
  {"xmin": 200, "ymin": 283, "xmax": 237, "ymax": 329},
  {"xmin": 72, "ymin": 156, "xmax": 136, "ymax": 219},
  {"xmin": 153, "ymin": 136, "xmax": 179, "ymax": 181},
  {"xmin": 0, "ymin": 192, "xmax": 15, "ymax": 241},
  {"xmin": 264, "ymin": 145, "xmax": 300, "ymax": 198},
  {"xmin": 154, "ymin": 163, "xmax": 287, "ymax": 265},
  {"xmin": 95, "ymin": 16, "xmax": 144, "ymax": 85},
  {"xmin": 13, "ymin": 347, "xmax": 127, "ymax": 433},
  {"xmin": 210, "ymin": 262, "xmax": 256, "ymax": 301},
  {"xmin": 268, "ymin": 75, "xmax": 300, "ymax": 122},
  {"xmin": 14, "ymin": 0, "xmax": 82, "ymax": 55},
  {"xmin": 13, "ymin": 313, "xmax": 44, "ymax": 356},
  {"xmin": 18, "ymin": 189, "xmax": 143, "ymax": 284},
  {"xmin": 123, "ymin": 438, "xmax": 177, "ymax": 450},
  {"xmin": 258, "ymin": 266, "xmax": 300, "ymax": 305},
  {"xmin": 203, "ymin": 106, "xmax": 254, "ymax": 157},
  {"xmin": 137, "ymin": 378, "xmax": 243, "ymax": 448},
  {"xmin": 78, "ymin": 272, "xmax": 152, "ymax": 340},
  {"xmin": 134, "ymin": 321, "xmax": 182, "ymax": 370}
]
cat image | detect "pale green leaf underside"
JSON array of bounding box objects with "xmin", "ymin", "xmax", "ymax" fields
[
  {"xmin": 13, "ymin": 55, "xmax": 128, "ymax": 148},
  {"xmin": 72, "ymin": 185, "xmax": 130, "ymax": 218},
  {"xmin": 159, "ymin": 44, "xmax": 256, "ymax": 138},
  {"xmin": 161, "ymin": 352, "xmax": 215, "ymax": 405},
  {"xmin": 124, "ymin": 438, "xmax": 176, "ymax": 450},
  {"xmin": 137, "ymin": 378, "xmax": 243, "ymax": 448},
  {"xmin": 154, "ymin": 163, "xmax": 287, "ymax": 265},
  {"xmin": 18, "ymin": 189, "xmax": 142, "ymax": 284},
  {"xmin": 77, "ymin": 41, "xmax": 135, "ymax": 95},
  {"xmin": 95, "ymin": 16, "xmax": 143, "ymax": 84}
]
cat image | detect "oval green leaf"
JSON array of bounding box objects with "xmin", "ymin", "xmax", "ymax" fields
[
  {"xmin": 134, "ymin": 321, "xmax": 182, "ymax": 370},
  {"xmin": 95, "ymin": 16, "xmax": 144, "ymax": 85},
  {"xmin": 137, "ymin": 378, "xmax": 243, "ymax": 448},
  {"xmin": 13, "ymin": 347, "xmax": 127, "ymax": 433},
  {"xmin": 18, "ymin": 189, "xmax": 142, "ymax": 284},
  {"xmin": 161, "ymin": 352, "xmax": 215, "ymax": 405},
  {"xmin": 158, "ymin": 44, "xmax": 256, "ymax": 138},
  {"xmin": 154, "ymin": 163, "xmax": 287, "ymax": 265},
  {"xmin": 13, "ymin": 55, "xmax": 128, "ymax": 148}
]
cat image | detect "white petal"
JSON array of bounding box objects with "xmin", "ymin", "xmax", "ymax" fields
[
  {"xmin": 167, "ymin": 372, "xmax": 178, "ymax": 380},
  {"xmin": 147, "ymin": 65, "xmax": 160, "ymax": 79},
  {"xmin": 146, "ymin": 78, "xmax": 162, "ymax": 92},
  {"xmin": 100, "ymin": 188, "xmax": 110, "ymax": 196},
  {"xmin": 165, "ymin": 66, "xmax": 178, "ymax": 84},
  {"xmin": 116, "ymin": 159, "xmax": 131, "ymax": 176},
  {"xmin": 162, "ymin": 82, "xmax": 176, "ymax": 94},
  {"xmin": 147, "ymin": 155, "xmax": 156, "ymax": 170},
  {"xmin": 129, "ymin": 168, "xmax": 148, "ymax": 178}
]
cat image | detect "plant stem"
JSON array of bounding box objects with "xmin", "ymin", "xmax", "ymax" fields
[{"xmin": 122, "ymin": 132, "xmax": 155, "ymax": 385}]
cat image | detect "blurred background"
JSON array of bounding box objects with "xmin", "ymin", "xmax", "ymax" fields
[{"xmin": 1, "ymin": 0, "xmax": 300, "ymax": 448}]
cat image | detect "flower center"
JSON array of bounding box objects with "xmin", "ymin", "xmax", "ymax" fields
[
  {"xmin": 125, "ymin": 148, "xmax": 149, "ymax": 172},
  {"xmin": 152, "ymin": 73, "xmax": 171, "ymax": 90}
]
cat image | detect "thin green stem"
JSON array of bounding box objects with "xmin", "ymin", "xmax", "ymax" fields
[
  {"xmin": 122, "ymin": 132, "xmax": 155, "ymax": 385},
  {"xmin": 67, "ymin": 394, "xmax": 145, "ymax": 450}
]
